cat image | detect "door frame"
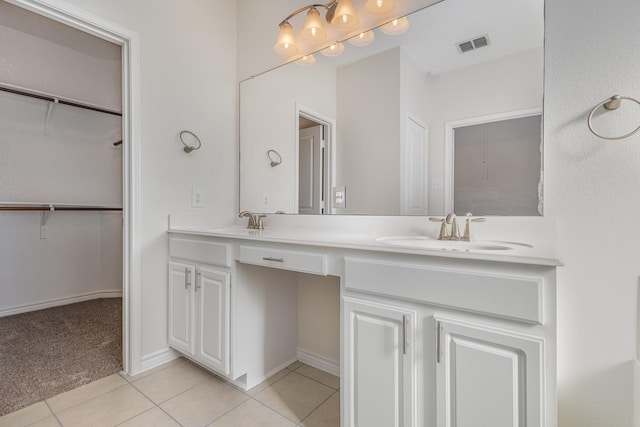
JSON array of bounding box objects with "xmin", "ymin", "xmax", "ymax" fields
[
  {"xmin": 295, "ymin": 104, "xmax": 336, "ymax": 214},
  {"xmin": 443, "ymin": 107, "xmax": 542, "ymax": 214},
  {"xmin": 8, "ymin": 0, "xmax": 142, "ymax": 375}
]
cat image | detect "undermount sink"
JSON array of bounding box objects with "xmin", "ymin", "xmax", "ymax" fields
[{"xmin": 376, "ymin": 236, "xmax": 533, "ymax": 251}]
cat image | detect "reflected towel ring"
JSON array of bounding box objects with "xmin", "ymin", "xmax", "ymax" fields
[
  {"xmin": 587, "ymin": 95, "xmax": 640, "ymax": 140},
  {"xmin": 267, "ymin": 149, "xmax": 282, "ymax": 167},
  {"xmin": 180, "ymin": 130, "xmax": 202, "ymax": 153}
]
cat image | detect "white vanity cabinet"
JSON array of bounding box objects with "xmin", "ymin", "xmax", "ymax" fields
[
  {"xmin": 168, "ymin": 237, "xmax": 232, "ymax": 376},
  {"xmin": 435, "ymin": 317, "xmax": 544, "ymax": 427},
  {"xmin": 343, "ymin": 296, "xmax": 417, "ymax": 427}
]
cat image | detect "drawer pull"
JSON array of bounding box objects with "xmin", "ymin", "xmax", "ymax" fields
[
  {"xmin": 262, "ymin": 256, "xmax": 285, "ymax": 263},
  {"xmin": 184, "ymin": 268, "xmax": 191, "ymax": 289}
]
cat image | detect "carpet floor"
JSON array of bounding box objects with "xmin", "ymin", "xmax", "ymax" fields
[{"xmin": 0, "ymin": 298, "xmax": 122, "ymax": 416}]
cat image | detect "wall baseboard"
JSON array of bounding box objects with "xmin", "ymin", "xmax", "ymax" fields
[
  {"xmin": 137, "ymin": 347, "xmax": 180, "ymax": 376},
  {"xmin": 0, "ymin": 290, "xmax": 123, "ymax": 318},
  {"xmin": 297, "ymin": 347, "xmax": 340, "ymax": 377}
]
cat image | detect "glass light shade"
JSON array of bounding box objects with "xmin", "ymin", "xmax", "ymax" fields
[
  {"xmin": 365, "ymin": 0, "xmax": 395, "ymax": 14},
  {"xmin": 333, "ymin": 0, "xmax": 359, "ymax": 28},
  {"xmin": 320, "ymin": 41, "xmax": 345, "ymax": 57},
  {"xmin": 273, "ymin": 22, "xmax": 299, "ymax": 55},
  {"xmin": 348, "ymin": 31, "xmax": 375, "ymax": 46},
  {"xmin": 301, "ymin": 8, "xmax": 327, "ymax": 41},
  {"xmin": 295, "ymin": 54, "xmax": 316, "ymax": 67},
  {"xmin": 380, "ymin": 16, "xmax": 410, "ymax": 35}
]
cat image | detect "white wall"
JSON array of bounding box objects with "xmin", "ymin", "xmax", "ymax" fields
[
  {"xmin": 545, "ymin": 0, "xmax": 640, "ymax": 425},
  {"xmin": 56, "ymin": 0, "xmax": 238, "ymax": 363}
]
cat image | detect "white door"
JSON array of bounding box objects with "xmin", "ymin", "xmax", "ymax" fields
[
  {"xmin": 343, "ymin": 297, "xmax": 417, "ymax": 427},
  {"xmin": 196, "ymin": 267, "xmax": 231, "ymax": 375},
  {"xmin": 168, "ymin": 261, "xmax": 195, "ymax": 355},
  {"xmin": 436, "ymin": 318, "xmax": 544, "ymax": 427},
  {"xmin": 298, "ymin": 125, "xmax": 324, "ymax": 214},
  {"xmin": 401, "ymin": 117, "xmax": 428, "ymax": 215}
]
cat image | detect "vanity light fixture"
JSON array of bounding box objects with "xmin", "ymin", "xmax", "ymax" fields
[
  {"xmin": 320, "ymin": 41, "xmax": 345, "ymax": 57},
  {"xmin": 295, "ymin": 54, "xmax": 317, "ymax": 67},
  {"xmin": 274, "ymin": 0, "xmax": 360, "ymax": 55},
  {"xmin": 380, "ymin": 16, "xmax": 410, "ymax": 35},
  {"xmin": 347, "ymin": 30, "xmax": 375, "ymax": 46}
]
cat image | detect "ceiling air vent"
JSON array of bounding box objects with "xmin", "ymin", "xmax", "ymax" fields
[{"xmin": 457, "ymin": 34, "xmax": 490, "ymax": 53}]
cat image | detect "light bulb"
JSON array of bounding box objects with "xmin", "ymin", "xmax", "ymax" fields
[
  {"xmin": 295, "ymin": 54, "xmax": 317, "ymax": 67},
  {"xmin": 348, "ymin": 31, "xmax": 375, "ymax": 47},
  {"xmin": 274, "ymin": 21, "xmax": 299, "ymax": 55},
  {"xmin": 320, "ymin": 41, "xmax": 345, "ymax": 57},
  {"xmin": 332, "ymin": 0, "xmax": 359, "ymax": 28},
  {"xmin": 380, "ymin": 16, "xmax": 410, "ymax": 35},
  {"xmin": 365, "ymin": 0, "xmax": 395, "ymax": 14},
  {"xmin": 301, "ymin": 7, "xmax": 327, "ymax": 42}
]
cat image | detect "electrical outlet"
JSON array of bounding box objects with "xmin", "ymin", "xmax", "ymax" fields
[
  {"xmin": 262, "ymin": 193, "xmax": 270, "ymax": 208},
  {"xmin": 192, "ymin": 188, "xmax": 204, "ymax": 208}
]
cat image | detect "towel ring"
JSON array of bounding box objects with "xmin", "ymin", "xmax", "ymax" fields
[
  {"xmin": 587, "ymin": 95, "xmax": 640, "ymax": 140},
  {"xmin": 267, "ymin": 149, "xmax": 282, "ymax": 167},
  {"xmin": 180, "ymin": 130, "xmax": 202, "ymax": 153}
]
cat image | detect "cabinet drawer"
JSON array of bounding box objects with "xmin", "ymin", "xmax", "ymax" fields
[
  {"xmin": 170, "ymin": 238, "xmax": 231, "ymax": 267},
  {"xmin": 239, "ymin": 245, "xmax": 327, "ymax": 275},
  {"xmin": 344, "ymin": 257, "xmax": 543, "ymax": 324}
]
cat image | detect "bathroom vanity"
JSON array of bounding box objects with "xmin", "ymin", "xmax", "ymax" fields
[{"xmin": 167, "ymin": 224, "xmax": 558, "ymax": 427}]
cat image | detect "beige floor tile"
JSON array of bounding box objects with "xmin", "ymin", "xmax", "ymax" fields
[
  {"xmin": 47, "ymin": 374, "xmax": 128, "ymax": 413},
  {"xmin": 160, "ymin": 378, "xmax": 248, "ymax": 427},
  {"xmin": 287, "ymin": 360, "xmax": 303, "ymax": 371},
  {"xmin": 209, "ymin": 399, "xmax": 296, "ymax": 427},
  {"xmin": 299, "ymin": 392, "xmax": 340, "ymax": 427},
  {"xmin": 56, "ymin": 384, "xmax": 153, "ymax": 427},
  {"xmin": 29, "ymin": 416, "xmax": 61, "ymax": 427},
  {"xmin": 132, "ymin": 360, "xmax": 212, "ymax": 404},
  {"xmin": 120, "ymin": 358, "xmax": 185, "ymax": 383},
  {"xmin": 295, "ymin": 365, "xmax": 340, "ymax": 390},
  {"xmin": 119, "ymin": 407, "xmax": 180, "ymax": 427},
  {"xmin": 247, "ymin": 369, "xmax": 291, "ymax": 397},
  {"xmin": 253, "ymin": 372, "xmax": 334, "ymax": 423},
  {"xmin": 0, "ymin": 402, "xmax": 52, "ymax": 427}
]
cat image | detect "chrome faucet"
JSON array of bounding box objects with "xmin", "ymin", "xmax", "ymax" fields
[
  {"xmin": 239, "ymin": 211, "xmax": 266, "ymax": 229},
  {"xmin": 430, "ymin": 212, "xmax": 484, "ymax": 241}
]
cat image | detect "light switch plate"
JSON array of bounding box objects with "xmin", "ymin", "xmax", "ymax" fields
[{"xmin": 333, "ymin": 186, "xmax": 346, "ymax": 208}]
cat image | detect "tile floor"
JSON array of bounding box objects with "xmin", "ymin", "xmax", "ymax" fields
[{"xmin": 0, "ymin": 358, "xmax": 340, "ymax": 427}]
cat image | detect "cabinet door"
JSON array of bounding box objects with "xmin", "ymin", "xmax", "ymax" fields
[
  {"xmin": 168, "ymin": 261, "xmax": 195, "ymax": 355},
  {"xmin": 343, "ymin": 297, "xmax": 417, "ymax": 427},
  {"xmin": 436, "ymin": 318, "xmax": 544, "ymax": 427},
  {"xmin": 195, "ymin": 267, "xmax": 231, "ymax": 375}
]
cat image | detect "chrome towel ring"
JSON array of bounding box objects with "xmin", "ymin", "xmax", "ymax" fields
[
  {"xmin": 180, "ymin": 130, "xmax": 202, "ymax": 153},
  {"xmin": 587, "ymin": 95, "xmax": 640, "ymax": 140},
  {"xmin": 267, "ymin": 149, "xmax": 282, "ymax": 167}
]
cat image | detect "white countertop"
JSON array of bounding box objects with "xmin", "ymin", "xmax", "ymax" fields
[{"xmin": 168, "ymin": 225, "xmax": 561, "ymax": 267}]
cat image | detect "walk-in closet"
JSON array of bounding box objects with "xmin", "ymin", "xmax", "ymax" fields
[{"xmin": 0, "ymin": 1, "xmax": 124, "ymax": 415}]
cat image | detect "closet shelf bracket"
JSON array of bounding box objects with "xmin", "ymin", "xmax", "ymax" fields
[{"xmin": 44, "ymin": 99, "xmax": 58, "ymax": 136}]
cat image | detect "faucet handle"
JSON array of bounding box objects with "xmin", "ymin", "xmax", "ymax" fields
[
  {"xmin": 256, "ymin": 214, "xmax": 266, "ymax": 230},
  {"xmin": 429, "ymin": 217, "xmax": 445, "ymax": 222},
  {"xmin": 462, "ymin": 213, "xmax": 486, "ymax": 241},
  {"xmin": 429, "ymin": 217, "xmax": 448, "ymax": 240}
]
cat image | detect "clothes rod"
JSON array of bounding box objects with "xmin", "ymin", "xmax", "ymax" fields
[{"xmin": 0, "ymin": 84, "xmax": 122, "ymax": 117}]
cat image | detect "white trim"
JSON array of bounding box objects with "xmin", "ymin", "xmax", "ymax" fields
[
  {"xmin": 443, "ymin": 107, "xmax": 542, "ymax": 213},
  {"xmin": 0, "ymin": 290, "xmax": 123, "ymax": 318},
  {"xmin": 297, "ymin": 347, "xmax": 340, "ymax": 377},
  {"xmin": 139, "ymin": 347, "xmax": 181, "ymax": 373},
  {"xmin": 295, "ymin": 104, "xmax": 337, "ymax": 214},
  {"xmin": 8, "ymin": 0, "xmax": 142, "ymax": 376}
]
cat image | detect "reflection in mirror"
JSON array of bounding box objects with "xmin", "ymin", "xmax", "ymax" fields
[{"xmin": 239, "ymin": 0, "xmax": 544, "ymax": 216}]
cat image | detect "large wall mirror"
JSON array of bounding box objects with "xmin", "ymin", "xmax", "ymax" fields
[{"xmin": 240, "ymin": 0, "xmax": 544, "ymax": 216}]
